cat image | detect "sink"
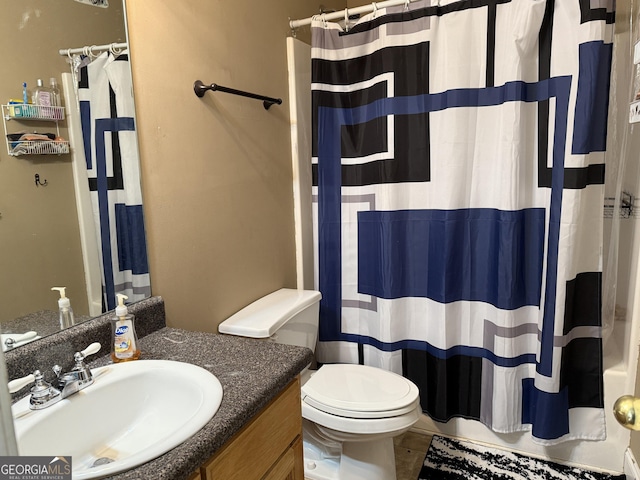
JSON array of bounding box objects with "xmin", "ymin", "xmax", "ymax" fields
[{"xmin": 12, "ymin": 359, "xmax": 223, "ymax": 479}]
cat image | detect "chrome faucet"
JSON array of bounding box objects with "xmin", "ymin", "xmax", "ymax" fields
[
  {"xmin": 53, "ymin": 343, "xmax": 100, "ymax": 395},
  {"xmin": 8, "ymin": 342, "xmax": 101, "ymax": 410}
]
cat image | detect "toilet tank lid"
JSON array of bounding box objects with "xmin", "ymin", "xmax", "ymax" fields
[{"xmin": 218, "ymin": 288, "xmax": 322, "ymax": 338}]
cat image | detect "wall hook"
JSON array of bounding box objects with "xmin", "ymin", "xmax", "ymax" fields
[{"xmin": 35, "ymin": 174, "xmax": 47, "ymax": 187}]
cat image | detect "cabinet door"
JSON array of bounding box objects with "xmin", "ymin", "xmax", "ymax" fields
[
  {"xmin": 202, "ymin": 378, "xmax": 302, "ymax": 480},
  {"xmin": 262, "ymin": 436, "xmax": 304, "ymax": 480}
]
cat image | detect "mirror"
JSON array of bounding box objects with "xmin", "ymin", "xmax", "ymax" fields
[{"xmin": 0, "ymin": 0, "xmax": 149, "ymax": 344}]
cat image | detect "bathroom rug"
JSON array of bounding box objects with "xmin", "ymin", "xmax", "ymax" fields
[{"xmin": 418, "ymin": 435, "xmax": 626, "ymax": 480}]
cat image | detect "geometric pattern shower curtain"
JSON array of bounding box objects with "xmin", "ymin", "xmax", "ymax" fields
[
  {"xmin": 78, "ymin": 51, "xmax": 150, "ymax": 311},
  {"xmin": 311, "ymin": 0, "xmax": 613, "ymax": 444}
]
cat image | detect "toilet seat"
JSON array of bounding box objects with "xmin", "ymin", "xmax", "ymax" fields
[
  {"xmin": 301, "ymin": 364, "xmax": 420, "ymax": 419},
  {"xmin": 302, "ymin": 400, "xmax": 421, "ymax": 436}
]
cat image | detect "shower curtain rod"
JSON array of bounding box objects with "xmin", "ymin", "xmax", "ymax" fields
[
  {"xmin": 289, "ymin": 0, "xmax": 415, "ymax": 29},
  {"xmin": 58, "ymin": 42, "xmax": 128, "ymax": 57}
]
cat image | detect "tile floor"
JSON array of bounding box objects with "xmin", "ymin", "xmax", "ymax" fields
[{"xmin": 394, "ymin": 431, "xmax": 432, "ymax": 480}]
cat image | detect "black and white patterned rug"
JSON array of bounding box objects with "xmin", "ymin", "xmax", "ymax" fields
[{"xmin": 419, "ymin": 436, "xmax": 626, "ymax": 480}]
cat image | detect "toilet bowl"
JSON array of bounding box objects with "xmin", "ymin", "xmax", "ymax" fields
[
  {"xmin": 218, "ymin": 289, "xmax": 421, "ymax": 480},
  {"xmin": 301, "ymin": 363, "xmax": 421, "ymax": 480}
]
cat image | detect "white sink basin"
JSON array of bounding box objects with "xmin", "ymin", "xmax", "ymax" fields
[{"xmin": 12, "ymin": 359, "xmax": 223, "ymax": 479}]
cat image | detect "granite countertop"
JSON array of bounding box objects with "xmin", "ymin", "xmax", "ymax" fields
[{"xmin": 87, "ymin": 328, "xmax": 312, "ymax": 480}]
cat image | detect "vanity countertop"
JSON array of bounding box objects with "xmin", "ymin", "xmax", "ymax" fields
[
  {"xmin": 93, "ymin": 327, "xmax": 313, "ymax": 480},
  {"xmin": 4, "ymin": 297, "xmax": 311, "ymax": 479}
]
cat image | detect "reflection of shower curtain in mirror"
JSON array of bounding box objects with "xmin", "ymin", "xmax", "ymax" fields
[{"xmin": 78, "ymin": 51, "xmax": 150, "ymax": 311}]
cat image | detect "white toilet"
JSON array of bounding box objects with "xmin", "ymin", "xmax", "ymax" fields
[{"xmin": 218, "ymin": 288, "xmax": 421, "ymax": 480}]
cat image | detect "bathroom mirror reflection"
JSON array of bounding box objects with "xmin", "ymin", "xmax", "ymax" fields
[{"xmin": 0, "ymin": 0, "xmax": 150, "ymax": 347}]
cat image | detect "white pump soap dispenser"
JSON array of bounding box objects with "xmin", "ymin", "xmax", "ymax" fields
[
  {"xmin": 111, "ymin": 293, "xmax": 140, "ymax": 362},
  {"xmin": 51, "ymin": 287, "xmax": 75, "ymax": 329}
]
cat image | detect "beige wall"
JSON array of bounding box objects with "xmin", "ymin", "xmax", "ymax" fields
[
  {"xmin": 0, "ymin": 2, "xmax": 126, "ymax": 321},
  {"xmin": 125, "ymin": 0, "xmax": 344, "ymax": 333}
]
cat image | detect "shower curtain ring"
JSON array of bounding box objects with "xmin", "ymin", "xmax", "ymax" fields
[
  {"xmin": 109, "ymin": 43, "xmax": 122, "ymax": 56},
  {"xmin": 289, "ymin": 17, "xmax": 297, "ymax": 38},
  {"xmin": 372, "ymin": 2, "xmax": 378, "ymax": 16},
  {"xmin": 344, "ymin": 8, "xmax": 349, "ymax": 31},
  {"xmin": 404, "ymin": 0, "xmax": 410, "ymax": 10}
]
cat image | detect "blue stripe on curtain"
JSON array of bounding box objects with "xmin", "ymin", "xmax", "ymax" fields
[
  {"xmin": 323, "ymin": 335, "xmax": 537, "ymax": 368},
  {"xmin": 318, "ymin": 78, "xmax": 570, "ymax": 378},
  {"xmin": 115, "ymin": 204, "xmax": 149, "ymax": 275},
  {"xmin": 572, "ymin": 41, "xmax": 613, "ymax": 154},
  {"xmin": 522, "ymin": 378, "xmax": 569, "ymax": 440},
  {"xmin": 358, "ymin": 208, "xmax": 545, "ymax": 310}
]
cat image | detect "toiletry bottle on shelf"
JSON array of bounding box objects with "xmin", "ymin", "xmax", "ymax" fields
[
  {"xmin": 111, "ymin": 293, "xmax": 141, "ymax": 363},
  {"xmin": 49, "ymin": 77, "xmax": 60, "ymax": 107},
  {"xmin": 33, "ymin": 79, "xmax": 52, "ymax": 106},
  {"xmin": 51, "ymin": 287, "xmax": 75, "ymax": 329},
  {"xmin": 22, "ymin": 82, "xmax": 29, "ymax": 104}
]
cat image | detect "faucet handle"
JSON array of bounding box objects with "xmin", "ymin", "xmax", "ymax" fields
[
  {"xmin": 69, "ymin": 342, "xmax": 101, "ymax": 389},
  {"xmin": 8, "ymin": 373, "xmax": 36, "ymax": 393},
  {"xmin": 4, "ymin": 331, "xmax": 37, "ymax": 349},
  {"xmin": 76, "ymin": 342, "xmax": 101, "ymax": 361}
]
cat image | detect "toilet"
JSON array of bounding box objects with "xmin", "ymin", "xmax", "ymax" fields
[{"xmin": 218, "ymin": 288, "xmax": 421, "ymax": 480}]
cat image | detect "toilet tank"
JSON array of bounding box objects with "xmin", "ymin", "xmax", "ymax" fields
[{"xmin": 218, "ymin": 289, "xmax": 322, "ymax": 352}]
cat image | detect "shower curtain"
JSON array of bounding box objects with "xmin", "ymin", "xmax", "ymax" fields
[
  {"xmin": 311, "ymin": 0, "xmax": 614, "ymax": 444},
  {"xmin": 77, "ymin": 51, "xmax": 150, "ymax": 311}
]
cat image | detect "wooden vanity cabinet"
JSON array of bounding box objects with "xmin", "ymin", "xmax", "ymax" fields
[{"xmin": 198, "ymin": 377, "xmax": 304, "ymax": 480}]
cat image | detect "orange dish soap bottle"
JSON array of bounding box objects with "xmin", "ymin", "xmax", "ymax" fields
[{"xmin": 111, "ymin": 293, "xmax": 141, "ymax": 362}]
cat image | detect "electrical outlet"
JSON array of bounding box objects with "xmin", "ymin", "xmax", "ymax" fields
[{"xmin": 630, "ymin": 101, "xmax": 640, "ymax": 124}]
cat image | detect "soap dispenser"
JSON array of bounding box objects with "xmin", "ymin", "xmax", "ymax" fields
[
  {"xmin": 51, "ymin": 287, "xmax": 75, "ymax": 329},
  {"xmin": 111, "ymin": 293, "xmax": 140, "ymax": 362}
]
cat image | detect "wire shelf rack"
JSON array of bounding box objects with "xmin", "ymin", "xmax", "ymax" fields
[
  {"xmin": 4, "ymin": 104, "xmax": 65, "ymax": 121},
  {"xmin": 7, "ymin": 140, "xmax": 70, "ymax": 156},
  {"xmin": 2, "ymin": 104, "xmax": 69, "ymax": 156},
  {"xmin": 604, "ymin": 192, "xmax": 637, "ymax": 219}
]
